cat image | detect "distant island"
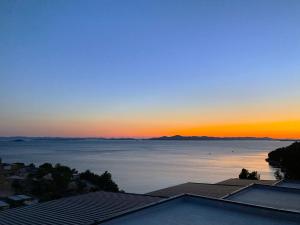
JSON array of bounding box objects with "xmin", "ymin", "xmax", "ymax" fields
[
  {"xmin": 148, "ymin": 135, "xmax": 276, "ymax": 141},
  {"xmin": 1, "ymin": 135, "xmax": 298, "ymax": 142}
]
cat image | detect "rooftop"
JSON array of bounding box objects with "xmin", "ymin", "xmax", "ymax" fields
[
  {"xmin": 7, "ymin": 176, "xmax": 25, "ymax": 180},
  {"xmin": 16, "ymin": 195, "xmax": 32, "ymax": 200},
  {"xmin": 147, "ymin": 182, "xmax": 243, "ymax": 198},
  {"xmin": 0, "ymin": 201, "xmax": 8, "ymax": 208},
  {"xmin": 216, "ymin": 178, "xmax": 278, "ymax": 186},
  {"xmin": 0, "ymin": 178, "xmax": 298, "ymax": 224},
  {"xmin": 0, "ymin": 191, "xmax": 162, "ymax": 225},
  {"xmin": 225, "ymin": 184, "xmax": 300, "ymax": 212},
  {"xmin": 7, "ymin": 196, "xmax": 22, "ymax": 202},
  {"xmin": 101, "ymin": 195, "xmax": 300, "ymax": 225},
  {"xmin": 276, "ymin": 180, "xmax": 300, "ymax": 189},
  {"xmin": 7, "ymin": 195, "xmax": 32, "ymax": 201}
]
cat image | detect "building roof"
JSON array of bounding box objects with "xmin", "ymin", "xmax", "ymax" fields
[
  {"xmin": 101, "ymin": 194, "xmax": 300, "ymax": 225},
  {"xmin": 7, "ymin": 175, "xmax": 25, "ymax": 180},
  {"xmin": 7, "ymin": 195, "xmax": 31, "ymax": 201},
  {"xmin": 0, "ymin": 191, "xmax": 162, "ymax": 225},
  {"xmin": 225, "ymin": 184, "xmax": 300, "ymax": 212},
  {"xmin": 0, "ymin": 201, "xmax": 8, "ymax": 208},
  {"xmin": 276, "ymin": 180, "xmax": 300, "ymax": 189},
  {"xmin": 216, "ymin": 178, "xmax": 278, "ymax": 186},
  {"xmin": 16, "ymin": 195, "xmax": 32, "ymax": 200},
  {"xmin": 147, "ymin": 182, "xmax": 244, "ymax": 198},
  {"xmin": 7, "ymin": 196, "xmax": 23, "ymax": 201}
]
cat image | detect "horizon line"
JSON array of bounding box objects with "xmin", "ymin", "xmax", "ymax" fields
[{"xmin": 1, "ymin": 135, "xmax": 299, "ymax": 141}]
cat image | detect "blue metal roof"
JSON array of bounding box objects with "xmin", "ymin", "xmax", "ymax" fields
[
  {"xmin": 101, "ymin": 195, "xmax": 300, "ymax": 225},
  {"xmin": 7, "ymin": 196, "xmax": 23, "ymax": 201},
  {"xmin": 8, "ymin": 195, "xmax": 31, "ymax": 201},
  {"xmin": 276, "ymin": 180, "xmax": 300, "ymax": 189},
  {"xmin": 0, "ymin": 201, "xmax": 8, "ymax": 208},
  {"xmin": 225, "ymin": 184, "xmax": 300, "ymax": 212},
  {"xmin": 16, "ymin": 195, "xmax": 31, "ymax": 200},
  {"xmin": 0, "ymin": 191, "xmax": 162, "ymax": 225}
]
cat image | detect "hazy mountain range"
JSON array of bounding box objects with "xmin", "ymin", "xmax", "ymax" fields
[{"xmin": 0, "ymin": 135, "xmax": 298, "ymax": 142}]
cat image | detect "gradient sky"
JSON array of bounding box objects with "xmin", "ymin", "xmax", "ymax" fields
[{"xmin": 1, "ymin": 0, "xmax": 300, "ymax": 138}]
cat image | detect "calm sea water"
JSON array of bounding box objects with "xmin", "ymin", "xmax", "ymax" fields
[{"xmin": 0, "ymin": 140, "xmax": 291, "ymax": 193}]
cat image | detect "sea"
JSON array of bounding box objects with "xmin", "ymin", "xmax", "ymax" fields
[{"xmin": 0, "ymin": 139, "xmax": 291, "ymax": 193}]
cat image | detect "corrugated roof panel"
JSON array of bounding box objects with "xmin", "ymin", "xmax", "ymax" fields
[
  {"xmin": 216, "ymin": 178, "xmax": 278, "ymax": 186},
  {"xmin": 0, "ymin": 191, "xmax": 162, "ymax": 225},
  {"xmin": 147, "ymin": 182, "xmax": 243, "ymax": 198}
]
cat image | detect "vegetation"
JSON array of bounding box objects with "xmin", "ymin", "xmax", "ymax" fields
[
  {"xmin": 266, "ymin": 142, "xmax": 300, "ymax": 179},
  {"xmin": 28, "ymin": 163, "xmax": 75, "ymax": 201},
  {"xmin": 80, "ymin": 170, "xmax": 119, "ymax": 192},
  {"xmin": 13, "ymin": 163, "xmax": 119, "ymax": 202},
  {"xmin": 239, "ymin": 168, "xmax": 260, "ymax": 180}
]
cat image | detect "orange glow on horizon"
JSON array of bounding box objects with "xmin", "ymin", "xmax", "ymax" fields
[
  {"xmin": 171, "ymin": 120, "xmax": 300, "ymax": 139},
  {"xmin": 4, "ymin": 119, "xmax": 299, "ymax": 139}
]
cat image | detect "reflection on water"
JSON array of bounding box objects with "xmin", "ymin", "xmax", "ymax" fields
[{"xmin": 0, "ymin": 140, "xmax": 291, "ymax": 193}]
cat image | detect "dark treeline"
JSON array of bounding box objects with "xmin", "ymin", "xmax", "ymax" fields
[
  {"xmin": 266, "ymin": 142, "xmax": 300, "ymax": 179},
  {"xmin": 13, "ymin": 163, "xmax": 119, "ymax": 202},
  {"xmin": 239, "ymin": 168, "xmax": 260, "ymax": 180}
]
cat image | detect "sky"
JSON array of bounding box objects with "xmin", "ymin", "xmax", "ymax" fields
[{"xmin": 1, "ymin": 0, "xmax": 300, "ymax": 138}]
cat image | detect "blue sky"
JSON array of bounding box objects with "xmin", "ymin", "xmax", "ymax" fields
[{"xmin": 1, "ymin": 0, "xmax": 300, "ymax": 137}]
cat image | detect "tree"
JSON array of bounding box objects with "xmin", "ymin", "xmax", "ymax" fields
[
  {"xmin": 79, "ymin": 170, "xmax": 119, "ymax": 192},
  {"xmin": 266, "ymin": 142, "xmax": 300, "ymax": 179},
  {"xmin": 11, "ymin": 162, "xmax": 120, "ymax": 202},
  {"xmin": 274, "ymin": 170, "xmax": 283, "ymax": 180},
  {"xmin": 239, "ymin": 168, "xmax": 260, "ymax": 180},
  {"xmin": 29, "ymin": 163, "xmax": 75, "ymax": 201}
]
